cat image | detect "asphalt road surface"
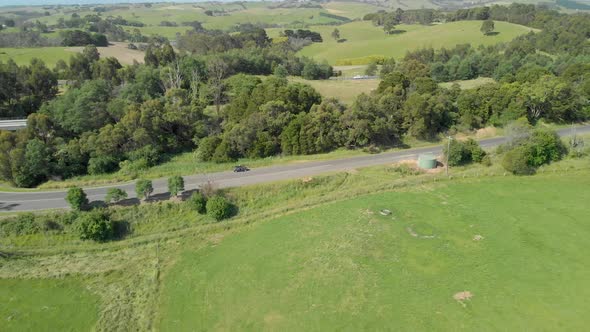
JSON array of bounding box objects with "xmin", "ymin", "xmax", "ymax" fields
[
  {"xmin": 0, "ymin": 120, "xmax": 27, "ymax": 131},
  {"xmin": 1, "ymin": 125, "xmax": 589, "ymax": 212}
]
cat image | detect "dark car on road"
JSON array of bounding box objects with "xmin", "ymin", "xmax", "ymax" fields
[{"xmin": 233, "ymin": 165, "xmax": 250, "ymax": 172}]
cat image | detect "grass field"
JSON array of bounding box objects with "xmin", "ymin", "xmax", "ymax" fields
[
  {"xmin": 32, "ymin": 2, "xmax": 348, "ymax": 32},
  {"xmin": 276, "ymin": 20, "xmax": 536, "ymax": 64},
  {"xmin": 0, "ymin": 47, "xmax": 71, "ymax": 67},
  {"xmin": 439, "ymin": 77, "xmax": 497, "ymax": 89},
  {"xmin": 2, "ymin": 155, "xmax": 590, "ymax": 330},
  {"xmin": 0, "ymin": 278, "xmax": 99, "ymax": 331},
  {"xmin": 290, "ymin": 77, "xmax": 379, "ymax": 104},
  {"xmin": 0, "ymin": 42, "xmax": 144, "ymax": 67},
  {"xmin": 159, "ymin": 172, "xmax": 590, "ymax": 330}
]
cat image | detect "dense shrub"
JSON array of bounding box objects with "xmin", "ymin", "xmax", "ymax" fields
[
  {"xmin": 76, "ymin": 210, "xmax": 114, "ymax": 242},
  {"xmin": 188, "ymin": 192, "xmax": 207, "ymax": 214},
  {"xmin": 501, "ymin": 129, "xmax": 566, "ymax": 175},
  {"xmin": 206, "ymin": 195, "xmax": 232, "ymax": 221},
  {"xmin": 443, "ymin": 138, "xmax": 487, "ymax": 166},
  {"xmin": 502, "ymin": 146, "xmax": 535, "ymax": 175}
]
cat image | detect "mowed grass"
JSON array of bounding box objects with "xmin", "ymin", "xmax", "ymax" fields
[
  {"xmin": 280, "ymin": 20, "xmax": 535, "ymax": 64},
  {"xmin": 290, "ymin": 77, "xmax": 379, "ymax": 104},
  {"xmin": 159, "ymin": 174, "xmax": 590, "ymax": 330},
  {"xmin": 0, "ymin": 278, "xmax": 99, "ymax": 331}
]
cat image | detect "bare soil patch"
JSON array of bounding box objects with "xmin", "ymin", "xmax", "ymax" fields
[{"xmin": 66, "ymin": 42, "xmax": 145, "ymax": 65}]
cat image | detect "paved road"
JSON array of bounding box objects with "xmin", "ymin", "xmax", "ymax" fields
[
  {"xmin": 0, "ymin": 120, "xmax": 27, "ymax": 131},
  {"xmin": 1, "ymin": 125, "xmax": 589, "ymax": 212}
]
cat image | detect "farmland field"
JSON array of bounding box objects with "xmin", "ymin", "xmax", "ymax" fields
[
  {"xmin": 277, "ymin": 20, "xmax": 536, "ymax": 64},
  {"xmin": 159, "ymin": 172, "xmax": 590, "ymax": 330}
]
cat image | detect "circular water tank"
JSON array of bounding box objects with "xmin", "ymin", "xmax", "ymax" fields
[{"xmin": 418, "ymin": 153, "xmax": 437, "ymax": 169}]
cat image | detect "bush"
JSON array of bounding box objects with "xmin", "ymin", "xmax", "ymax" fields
[
  {"xmin": 76, "ymin": 210, "xmax": 114, "ymax": 242},
  {"xmin": 502, "ymin": 146, "xmax": 535, "ymax": 175},
  {"xmin": 443, "ymin": 138, "xmax": 487, "ymax": 166},
  {"xmin": 168, "ymin": 175, "xmax": 185, "ymax": 197},
  {"xmin": 206, "ymin": 195, "xmax": 232, "ymax": 221},
  {"xmin": 527, "ymin": 129, "xmax": 567, "ymax": 167},
  {"xmin": 481, "ymin": 154, "xmax": 492, "ymax": 166},
  {"xmin": 188, "ymin": 192, "xmax": 207, "ymax": 214},
  {"xmin": 66, "ymin": 187, "xmax": 88, "ymax": 211},
  {"xmin": 105, "ymin": 188, "xmax": 128, "ymax": 204},
  {"xmin": 135, "ymin": 179, "xmax": 153, "ymax": 200},
  {"xmin": 500, "ymin": 128, "xmax": 566, "ymax": 175}
]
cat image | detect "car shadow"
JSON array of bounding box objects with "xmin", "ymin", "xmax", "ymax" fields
[{"xmin": 0, "ymin": 202, "xmax": 20, "ymax": 211}]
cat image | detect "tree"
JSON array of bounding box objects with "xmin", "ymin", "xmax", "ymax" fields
[
  {"xmin": 480, "ymin": 20, "xmax": 495, "ymax": 35},
  {"xmin": 273, "ymin": 64, "xmax": 288, "ymax": 78},
  {"xmin": 206, "ymin": 195, "xmax": 232, "ymax": 221},
  {"xmin": 105, "ymin": 188, "xmax": 127, "ymax": 204},
  {"xmin": 13, "ymin": 139, "xmax": 52, "ymax": 188},
  {"xmin": 331, "ymin": 28, "xmax": 340, "ymax": 41},
  {"xmin": 5, "ymin": 19, "xmax": 15, "ymax": 27},
  {"xmin": 365, "ymin": 62, "xmax": 378, "ymax": 76},
  {"xmin": 135, "ymin": 179, "xmax": 153, "ymax": 201},
  {"xmin": 207, "ymin": 58, "xmax": 227, "ymax": 116},
  {"xmin": 66, "ymin": 187, "xmax": 88, "ymax": 211},
  {"xmin": 168, "ymin": 175, "xmax": 185, "ymax": 197}
]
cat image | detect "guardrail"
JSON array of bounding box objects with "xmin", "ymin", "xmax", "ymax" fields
[{"xmin": 0, "ymin": 119, "xmax": 27, "ymax": 131}]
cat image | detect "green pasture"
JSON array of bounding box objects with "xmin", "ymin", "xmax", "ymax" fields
[
  {"xmin": 159, "ymin": 173, "xmax": 590, "ymax": 330},
  {"xmin": 279, "ymin": 20, "xmax": 535, "ymax": 64},
  {"xmin": 0, "ymin": 278, "xmax": 99, "ymax": 332}
]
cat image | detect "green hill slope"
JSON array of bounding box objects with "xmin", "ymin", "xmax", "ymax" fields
[{"xmin": 271, "ymin": 20, "xmax": 536, "ymax": 64}]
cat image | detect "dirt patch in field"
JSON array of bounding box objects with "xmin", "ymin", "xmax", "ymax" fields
[
  {"xmin": 301, "ymin": 177, "xmax": 314, "ymax": 183},
  {"xmin": 453, "ymin": 291, "xmax": 473, "ymax": 306},
  {"xmin": 395, "ymin": 159, "xmax": 443, "ymax": 174},
  {"xmin": 66, "ymin": 42, "xmax": 145, "ymax": 65},
  {"xmin": 326, "ymin": 8, "xmax": 346, "ymax": 14}
]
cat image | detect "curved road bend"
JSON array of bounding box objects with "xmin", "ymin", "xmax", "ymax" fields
[{"xmin": 1, "ymin": 125, "xmax": 589, "ymax": 212}]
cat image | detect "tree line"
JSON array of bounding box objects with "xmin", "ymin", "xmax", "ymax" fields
[{"xmin": 0, "ymin": 4, "xmax": 588, "ymax": 188}]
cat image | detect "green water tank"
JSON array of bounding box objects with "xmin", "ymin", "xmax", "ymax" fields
[{"xmin": 418, "ymin": 153, "xmax": 437, "ymax": 169}]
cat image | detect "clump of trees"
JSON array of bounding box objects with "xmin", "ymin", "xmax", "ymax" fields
[{"xmin": 60, "ymin": 30, "xmax": 108, "ymax": 47}]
